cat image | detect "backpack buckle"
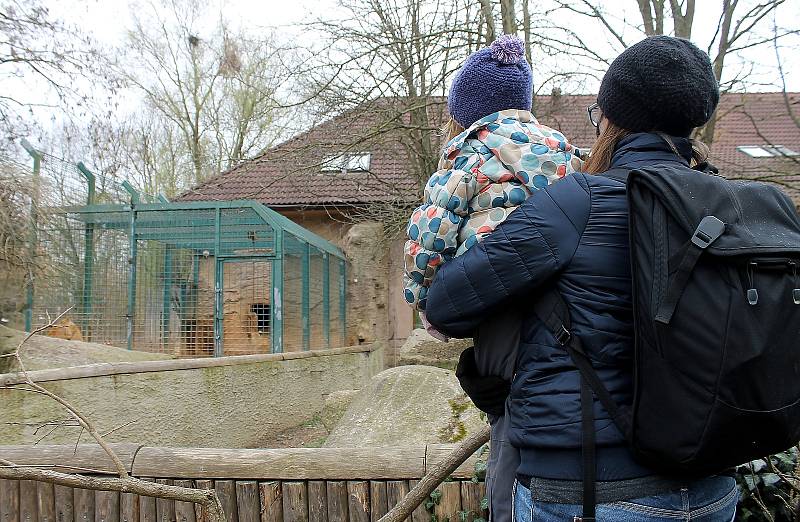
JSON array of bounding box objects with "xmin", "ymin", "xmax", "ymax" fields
[
  {"xmin": 691, "ymin": 216, "xmax": 726, "ymax": 249},
  {"xmin": 573, "ymin": 518, "xmax": 595, "ymax": 522},
  {"xmin": 556, "ymin": 326, "xmax": 571, "ymax": 345}
]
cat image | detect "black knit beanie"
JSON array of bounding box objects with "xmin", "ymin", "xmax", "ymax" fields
[{"xmin": 598, "ymin": 36, "xmax": 719, "ymax": 137}]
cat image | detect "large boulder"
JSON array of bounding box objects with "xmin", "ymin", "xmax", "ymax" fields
[
  {"xmin": 397, "ymin": 328, "xmax": 472, "ymax": 370},
  {"xmin": 0, "ymin": 326, "xmax": 172, "ymax": 373},
  {"xmin": 324, "ymin": 365, "xmax": 484, "ymax": 447}
]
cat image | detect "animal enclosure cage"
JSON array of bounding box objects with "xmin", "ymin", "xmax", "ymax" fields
[{"xmin": 21, "ymin": 142, "xmax": 349, "ymax": 356}]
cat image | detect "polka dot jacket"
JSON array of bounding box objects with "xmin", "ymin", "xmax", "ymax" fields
[{"xmin": 403, "ymin": 109, "xmax": 585, "ymax": 311}]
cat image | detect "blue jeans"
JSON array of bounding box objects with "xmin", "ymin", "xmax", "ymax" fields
[{"xmin": 513, "ymin": 476, "xmax": 738, "ymax": 521}]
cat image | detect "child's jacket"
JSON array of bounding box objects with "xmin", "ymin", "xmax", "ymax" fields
[{"xmin": 403, "ymin": 109, "xmax": 584, "ymax": 311}]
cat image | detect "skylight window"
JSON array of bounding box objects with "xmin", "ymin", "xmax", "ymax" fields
[
  {"xmin": 320, "ymin": 153, "xmax": 371, "ymax": 172},
  {"xmin": 737, "ymin": 145, "xmax": 799, "ymax": 158}
]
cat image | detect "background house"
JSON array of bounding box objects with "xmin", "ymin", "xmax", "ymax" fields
[{"xmin": 179, "ymin": 92, "xmax": 800, "ymax": 360}]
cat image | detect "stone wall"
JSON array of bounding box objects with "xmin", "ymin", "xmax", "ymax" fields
[{"xmin": 0, "ymin": 343, "xmax": 385, "ymax": 448}]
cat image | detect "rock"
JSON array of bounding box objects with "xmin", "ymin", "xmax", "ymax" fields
[
  {"xmin": 324, "ymin": 365, "xmax": 484, "ymax": 447},
  {"xmin": 0, "ymin": 325, "xmax": 172, "ymax": 373},
  {"xmin": 320, "ymin": 389, "xmax": 360, "ymax": 431},
  {"xmin": 397, "ymin": 328, "xmax": 472, "ymax": 370}
]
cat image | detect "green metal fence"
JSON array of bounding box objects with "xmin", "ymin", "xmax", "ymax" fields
[{"xmin": 22, "ymin": 143, "xmax": 349, "ymax": 356}]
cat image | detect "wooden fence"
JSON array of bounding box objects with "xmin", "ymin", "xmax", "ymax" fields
[{"xmin": 0, "ymin": 444, "xmax": 487, "ymax": 522}]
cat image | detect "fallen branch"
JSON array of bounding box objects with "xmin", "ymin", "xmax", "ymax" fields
[{"xmin": 378, "ymin": 423, "xmax": 491, "ymax": 522}]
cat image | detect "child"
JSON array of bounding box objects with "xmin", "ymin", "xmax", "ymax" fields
[{"xmin": 402, "ymin": 35, "xmax": 584, "ymax": 522}]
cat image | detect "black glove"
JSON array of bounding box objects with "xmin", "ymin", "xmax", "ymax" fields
[{"xmin": 455, "ymin": 346, "xmax": 510, "ymax": 417}]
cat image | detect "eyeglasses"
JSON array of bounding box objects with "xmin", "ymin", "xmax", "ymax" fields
[{"xmin": 588, "ymin": 102, "xmax": 601, "ymax": 136}]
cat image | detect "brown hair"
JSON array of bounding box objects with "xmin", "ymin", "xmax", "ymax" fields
[
  {"xmin": 584, "ymin": 120, "xmax": 712, "ymax": 174},
  {"xmin": 441, "ymin": 116, "xmax": 465, "ymax": 147}
]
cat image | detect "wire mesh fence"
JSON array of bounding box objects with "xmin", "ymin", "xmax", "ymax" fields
[{"xmin": 22, "ymin": 145, "xmax": 350, "ymax": 357}]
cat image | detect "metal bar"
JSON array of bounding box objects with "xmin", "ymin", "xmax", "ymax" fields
[
  {"xmin": 339, "ymin": 260, "xmax": 347, "ymax": 346},
  {"xmin": 121, "ymin": 181, "xmax": 140, "ymax": 205},
  {"xmin": 271, "ymin": 230, "xmax": 283, "ymax": 354},
  {"xmin": 161, "ymin": 246, "xmax": 173, "ymax": 351},
  {"xmin": 21, "ymin": 140, "xmax": 41, "ymax": 333},
  {"xmin": 322, "ymin": 253, "xmax": 330, "ymax": 348},
  {"xmin": 126, "ymin": 204, "xmax": 137, "ymax": 351},
  {"xmin": 77, "ymin": 163, "xmax": 96, "ymax": 341},
  {"xmin": 214, "ymin": 209, "xmax": 223, "ymax": 357},
  {"xmin": 302, "ymin": 244, "xmax": 310, "ymax": 351}
]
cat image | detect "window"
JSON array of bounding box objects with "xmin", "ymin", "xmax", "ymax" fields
[
  {"xmin": 250, "ymin": 303, "xmax": 271, "ymax": 334},
  {"xmin": 737, "ymin": 145, "xmax": 799, "ymax": 158},
  {"xmin": 320, "ymin": 153, "xmax": 371, "ymax": 172}
]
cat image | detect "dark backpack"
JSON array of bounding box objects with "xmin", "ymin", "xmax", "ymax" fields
[{"xmin": 534, "ymin": 160, "xmax": 800, "ymax": 521}]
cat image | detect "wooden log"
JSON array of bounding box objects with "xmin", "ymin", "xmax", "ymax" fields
[
  {"xmin": 459, "ymin": 482, "xmax": 485, "ymax": 522},
  {"xmin": 74, "ymin": 488, "xmax": 95, "ymax": 522},
  {"xmin": 384, "ymin": 482, "xmax": 408, "ymax": 522},
  {"xmin": 326, "ymin": 481, "xmax": 348, "ymax": 522},
  {"xmin": 368, "ymin": 482, "xmax": 387, "ymax": 522},
  {"xmin": 345, "ymin": 482, "xmax": 369, "ymax": 522},
  {"xmin": 281, "ymin": 482, "xmax": 308, "ymax": 522},
  {"xmin": 214, "ymin": 480, "xmax": 238, "ymax": 522},
  {"xmin": 306, "ymin": 481, "xmax": 327, "ymax": 522},
  {"xmin": 132, "ymin": 447, "xmax": 426, "ymax": 480},
  {"xmin": 425, "ymin": 445, "xmax": 480, "ymax": 480},
  {"xmin": 154, "ymin": 479, "xmax": 175, "ymax": 522},
  {"xmin": 258, "ymin": 482, "xmax": 282, "ymax": 522},
  {"xmin": 0, "ymin": 445, "xmax": 141, "ymax": 475},
  {"xmin": 432, "ymin": 482, "xmax": 461, "ymax": 522},
  {"xmin": 19, "ymin": 480, "xmax": 37, "ymax": 522},
  {"xmin": 53, "ymin": 485, "xmax": 74, "ymax": 522},
  {"xmin": 0, "ymin": 479, "xmax": 20, "ymax": 522},
  {"xmin": 138, "ymin": 478, "xmax": 156, "ymax": 522},
  {"xmin": 120, "ymin": 493, "xmax": 139, "ymax": 522},
  {"xmin": 36, "ymin": 482, "xmax": 55, "ymax": 522},
  {"xmin": 172, "ymin": 481, "xmax": 195, "ymax": 522},
  {"xmin": 95, "ymin": 491, "xmax": 120, "ymax": 522},
  {"xmin": 406, "ymin": 481, "xmax": 427, "ymax": 522},
  {"xmin": 234, "ymin": 482, "xmax": 259, "ymax": 522},
  {"xmin": 193, "ymin": 481, "xmax": 214, "ymax": 522}
]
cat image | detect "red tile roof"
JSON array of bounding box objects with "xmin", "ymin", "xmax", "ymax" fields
[{"xmin": 178, "ymin": 93, "xmax": 800, "ymax": 207}]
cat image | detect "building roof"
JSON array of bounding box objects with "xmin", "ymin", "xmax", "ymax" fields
[{"xmin": 179, "ymin": 93, "xmax": 800, "ymax": 208}]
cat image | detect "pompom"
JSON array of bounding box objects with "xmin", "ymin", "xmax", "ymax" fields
[{"xmin": 490, "ymin": 35, "xmax": 525, "ymax": 65}]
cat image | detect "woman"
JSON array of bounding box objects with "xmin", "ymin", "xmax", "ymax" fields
[{"xmin": 425, "ymin": 36, "xmax": 738, "ymax": 521}]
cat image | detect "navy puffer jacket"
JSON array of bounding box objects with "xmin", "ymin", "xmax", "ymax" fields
[{"xmin": 426, "ymin": 133, "xmax": 695, "ymax": 481}]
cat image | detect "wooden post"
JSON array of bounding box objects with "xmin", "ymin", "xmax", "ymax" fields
[
  {"xmin": 306, "ymin": 482, "xmax": 327, "ymax": 522},
  {"xmin": 54, "ymin": 485, "xmax": 74, "ymax": 522},
  {"xmin": 36, "ymin": 482, "xmax": 55, "ymax": 522},
  {"xmin": 433, "ymin": 483, "xmax": 461, "ymax": 522},
  {"xmin": 0, "ymin": 479, "xmax": 20, "ymax": 522},
  {"xmin": 173, "ymin": 480, "xmax": 196, "ymax": 522},
  {"xmin": 120, "ymin": 493, "xmax": 140, "ymax": 522},
  {"xmin": 368, "ymin": 482, "xmax": 387, "ymax": 522},
  {"xmin": 19, "ymin": 480, "xmax": 37, "ymax": 522},
  {"xmin": 95, "ymin": 491, "xmax": 120, "ymax": 522},
  {"xmin": 384, "ymin": 482, "xmax": 408, "ymax": 522},
  {"xmin": 154, "ymin": 479, "xmax": 175, "ymax": 522},
  {"xmin": 406, "ymin": 482, "xmax": 427, "ymax": 522},
  {"xmin": 74, "ymin": 488, "xmax": 95, "ymax": 522},
  {"xmin": 460, "ymin": 482, "xmax": 485, "ymax": 522},
  {"xmin": 258, "ymin": 482, "xmax": 282, "ymax": 522},
  {"xmin": 193, "ymin": 480, "xmax": 214, "ymax": 522},
  {"xmin": 326, "ymin": 481, "xmax": 348, "ymax": 522},
  {"xmin": 281, "ymin": 482, "xmax": 308, "ymax": 522},
  {"xmin": 214, "ymin": 480, "xmax": 238, "ymax": 522},
  {"xmin": 138, "ymin": 478, "xmax": 156, "ymax": 522},
  {"xmin": 345, "ymin": 482, "xmax": 369, "ymax": 522},
  {"xmin": 234, "ymin": 482, "xmax": 259, "ymax": 522}
]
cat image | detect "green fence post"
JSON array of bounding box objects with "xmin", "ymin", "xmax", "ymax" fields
[
  {"xmin": 20, "ymin": 139, "xmax": 40, "ymax": 332},
  {"xmin": 322, "ymin": 253, "xmax": 330, "ymax": 348},
  {"xmin": 271, "ymin": 229, "xmax": 283, "ymax": 353},
  {"xmin": 122, "ymin": 181, "xmax": 140, "ymax": 351},
  {"xmin": 302, "ymin": 243, "xmax": 310, "ymax": 351},
  {"xmin": 161, "ymin": 245, "xmax": 173, "ymax": 351},
  {"xmin": 214, "ymin": 208, "xmax": 223, "ymax": 357},
  {"xmin": 339, "ymin": 259, "xmax": 347, "ymax": 346},
  {"xmin": 76, "ymin": 163, "xmax": 95, "ymax": 341}
]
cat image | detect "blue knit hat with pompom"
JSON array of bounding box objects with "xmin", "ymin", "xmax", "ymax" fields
[{"xmin": 447, "ymin": 35, "xmax": 533, "ymax": 128}]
